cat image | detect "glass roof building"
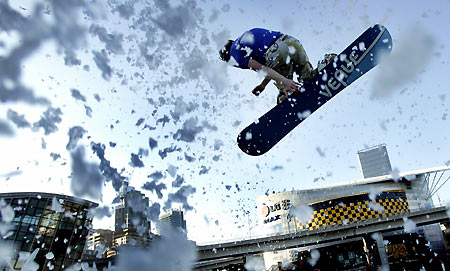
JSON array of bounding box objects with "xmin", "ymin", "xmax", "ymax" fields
[{"xmin": 0, "ymin": 192, "xmax": 98, "ymax": 271}]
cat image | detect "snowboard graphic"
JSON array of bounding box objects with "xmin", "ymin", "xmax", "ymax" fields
[{"xmin": 237, "ymin": 24, "xmax": 392, "ymax": 156}]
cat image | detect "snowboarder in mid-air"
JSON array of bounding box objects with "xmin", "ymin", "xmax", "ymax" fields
[
  {"xmin": 219, "ymin": 28, "xmax": 336, "ymax": 103},
  {"xmin": 234, "ymin": 24, "xmax": 392, "ymax": 156}
]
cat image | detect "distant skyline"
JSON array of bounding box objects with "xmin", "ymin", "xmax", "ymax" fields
[{"xmin": 1, "ymin": 0, "xmax": 449, "ymax": 244}]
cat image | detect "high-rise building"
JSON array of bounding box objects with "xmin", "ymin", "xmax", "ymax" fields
[
  {"xmin": 357, "ymin": 144, "xmax": 393, "ymax": 178},
  {"xmin": 0, "ymin": 192, "xmax": 97, "ymax": 271},
  {"xmin": 110, "ymin": 182, "xmax": 152, "ymax": 255},
  {"xmin": 114, "ymin": 181, "xmax": 150, "ymax": 232},
  {"xmin": 82, "ymin": 229, "xmax": 113, "ymax": 259},
  {"xmin": 158, "ymin": 209, "xmax": 186, "ymax": 233}
]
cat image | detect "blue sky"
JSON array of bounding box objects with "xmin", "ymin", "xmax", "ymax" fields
[{"xmin": 1, "ymin": 0, "xmax": 449, "ymax": 244}]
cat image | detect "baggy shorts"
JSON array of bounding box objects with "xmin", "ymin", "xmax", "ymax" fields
[{"xmin": 264, "ymin": 35, "xmax": 313, "ymax": 103}]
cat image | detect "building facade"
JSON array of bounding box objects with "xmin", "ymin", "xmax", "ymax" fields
[
  {"xmin": 357, "ymin": 144, "xmax": 393, "ymax": 178},
  {"xmin": 0, "ymin": 192, "xmax": 97, "ymax": 271},
  {"xmin": 108, "ymin": 182, "xmax": 152, "ymax": 257},
  {"xmin": 158, "ymin": 209, "xmax": 187, "ymax": 234},
  {"xmin": 114, "ymin": 181, "xmax": 151, "ymax": 232},
  {"xmin": 256, "ymin": 145, "xmax": 449, "ymax": 270},
  {"xmin": 82, "ymin": 229, "xmax": 113, "ymax": 260}
]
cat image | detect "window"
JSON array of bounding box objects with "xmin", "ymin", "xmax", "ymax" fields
[
  {"xmin": 25, "ymin": 206, "xmax": 35, "ymax": 216},
  {"xmin": 29, "ymin": 198, "xmax": 38, "ymax": 207},
  {"xmin": 37, "ymin": 199, "xmax": 48, "ymax": 209},
  {"xmin": 35, "ymin": 208, "xmax": 44, "ymax": 217},
  {"xmin": 19, "ymin": 223, "xmax": 30, "ymax": 233}
]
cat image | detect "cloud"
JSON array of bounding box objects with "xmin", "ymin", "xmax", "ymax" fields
[{"xmin": 371, "ymin": 26, "xmax": 435, "ymax": 99}]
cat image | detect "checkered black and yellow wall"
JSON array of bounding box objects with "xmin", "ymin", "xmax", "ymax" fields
[{"xmin": 294, "ymin": 190, "xmax": 409, "ymax": 231}]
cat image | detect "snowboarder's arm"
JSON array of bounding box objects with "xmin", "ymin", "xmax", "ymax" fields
[
  {"xmin": 252, "ymin": 78, "xmax": 271, "ymax": 96},
  {"xmin": 248, "ymin": 59, "xmax": 300, "ymax": 93}
]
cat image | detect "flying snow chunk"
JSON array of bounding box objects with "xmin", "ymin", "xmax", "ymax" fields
[
  {"xmin": 19, "ymin": 248, "xmax": 39, "ymax": 271},
  {"xmin": 148, "ymin": 137, "xmax": 158, "ymax": 150},
  {"xmin": 0, "ymin": 242, "xmax": 15, "ymax": 269},
  {"xmin": 66, "ymin": 126, "xmax": 86, "ymax": 151},
  {"xmin": 245, "ymin": 132, "xmax": 252, "ymax": 140},
  {"xmin": 370, "ymin": 26, "xmax": 435, "ymax": 99},
  {"xmin": 367, "ymin": 202, "xmax": 384, "ymax": 213},
  {"xmin": 297, "ymin": 110, "xmax": 311, "ymax": 120},
  {"xmin": 6, "ymin": 109, "xmax": 30, "ymax": 128},
  {"xmin": 241, "ymin": 32, "xmax": 255, "ymax": 44},
  {"xmin": 308, "ymin": 249, "xmax": 320, "ymax": 267},
  {"xmin": 115, "ymin": 225, "xmax": 196, "ymax": 271},
  {"xmin": 0, "ymin": 200, "xmax": 14, "ymax": 223},
  {"xmin": 92, "ymin": 49, "xmax": 112, "ymax": 80},
  {"xmin": 0, "ymin": 120, "xmax": 14, "ymax": 136},
  {"xmin": 51, "ymin": 197, "xmax": 65, "ymax": 213},
  {"xmin": 45, "ymin": 252, "xmax": 54, "ymax": 260},
  {"xmin": 32, "ymin": 107, "xmax": 63, "ymax": 135},
  {"xmin": 358, "ymin": 42, "xmax": 366, "ymax": 51},
  {"xmin": 403, "ymin": 217, "xmax": 416, "ymax": 233},
  {"xmin": 289, "ymin": 205, "xmax": 313, "ymax": 224},
  {"xmin": 87, "ymin": 206, "xmax": 112, "ymax": 220},
  {"xmin": 70, "ymin": 89, "xmax": 86, "ymax": 102},
  {"xmin": 129, "ymin": 153, "xmax": 144, "ymax": 168},
  {"xmin": 70, "ymin": 146, "xmax": 104, "ymax": 200},
  {"xmin": 390, "ymin": 168, "xmax": 401, "ymax": 182},
  {"xmin": 244, "ymin": 255, "xmax": 265, "ymax": 271}
]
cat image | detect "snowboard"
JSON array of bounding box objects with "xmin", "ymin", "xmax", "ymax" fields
[{"xmin": 237, "ymin": 24, "xmax": 392, "ymax": 156}]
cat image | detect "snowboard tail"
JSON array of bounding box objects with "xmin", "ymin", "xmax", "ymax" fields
[{"xmin": 237, "ymin": 24, "xmax": 392, "ymax": 156}]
